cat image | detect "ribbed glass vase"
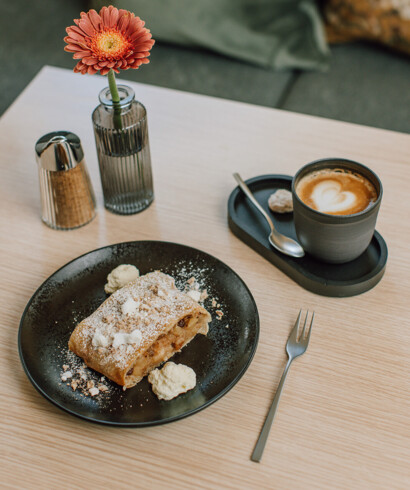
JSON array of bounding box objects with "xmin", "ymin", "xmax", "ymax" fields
[{"xmin": 92, "ymin": 85, "xmax": 154, "ymax": 215}]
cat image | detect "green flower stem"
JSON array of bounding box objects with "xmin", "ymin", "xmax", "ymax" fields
[
  {"xmin": 107, "ymin": 69, "xmax": 122, "ymax": 130},
  {"xmin": 108, "ymin": 69, "xmax": 120, "ymax": 103}
]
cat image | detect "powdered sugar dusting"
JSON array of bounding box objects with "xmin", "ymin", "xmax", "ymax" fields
[{"xmin": 170, "ymin": 260, "xmax": 224, "ymax": 316}]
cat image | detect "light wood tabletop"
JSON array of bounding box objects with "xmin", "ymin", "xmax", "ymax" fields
[{"xmin": 1, "ymin": 66, "xmax": 409, "ymax": 489}]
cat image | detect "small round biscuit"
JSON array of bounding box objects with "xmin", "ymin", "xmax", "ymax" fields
[{"xmin": 268, "ymin": 189, "xmax": 293, "ymax": 213}]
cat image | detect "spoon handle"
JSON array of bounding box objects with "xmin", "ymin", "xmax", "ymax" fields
[{"xmin": 233, "ymin": 173, "xmax": 275, "ymax": 234}]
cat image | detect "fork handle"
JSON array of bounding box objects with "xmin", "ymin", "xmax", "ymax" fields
[{"xmin": 251, "ymin": 359, "xmax": 293, "ymax": 462}]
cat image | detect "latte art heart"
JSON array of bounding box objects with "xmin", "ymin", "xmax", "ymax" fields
[
  {"xmin": 296, "ymin": 168, "xmax": 378, "ymax": 216},
  {"xmin": 311, "ymin": 180, "xmax": 356, "ymax": 213}
]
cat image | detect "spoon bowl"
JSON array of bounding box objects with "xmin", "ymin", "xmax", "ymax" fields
[{"xmin": 269, "ymin": 232, "xmax": 305, "ymax": 258}]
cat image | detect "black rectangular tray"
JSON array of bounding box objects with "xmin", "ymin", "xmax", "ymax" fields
[{"xmin": 228, "ymin": 174, "xmax": 387, "ymax": 297}]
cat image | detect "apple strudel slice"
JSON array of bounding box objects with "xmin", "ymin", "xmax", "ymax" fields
[{"xmin": 68, "ymin": 271, "xmax": 211, "ymax": 388}]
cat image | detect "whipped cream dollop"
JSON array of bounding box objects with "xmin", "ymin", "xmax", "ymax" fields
[
  {"xmin": 311, "ymin": 180, "xmax": 356, "ymax": 214},
  {"xmin": 148, "ymin": 362, "xmax": 196, "ymax": 400},
  {"xmin": 104, "ymin": 264, "xmax": 140, "ymax": 294}
]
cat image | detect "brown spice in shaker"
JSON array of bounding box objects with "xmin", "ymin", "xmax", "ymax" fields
[{"xmin": 47, "ymin": 161, "xmax": 95, "ymax": 229}]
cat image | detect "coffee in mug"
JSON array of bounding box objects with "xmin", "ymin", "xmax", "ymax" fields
[
  {"xmin": 296, "ymin": 168, "xmax": 378, "ymax": 216},
  {"xmin": 292, "ymin": 159, "xmax": 383, "ymax": 264}
]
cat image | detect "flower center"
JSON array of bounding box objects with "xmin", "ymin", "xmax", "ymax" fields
[{"xmin": 90, "ymin": 29, "xmax": 132, "ymax": 60}]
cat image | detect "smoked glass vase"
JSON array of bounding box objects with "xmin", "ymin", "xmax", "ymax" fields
[{"xmin": 92, "ymin": 85, "xmax": 154, "ymax": 215}]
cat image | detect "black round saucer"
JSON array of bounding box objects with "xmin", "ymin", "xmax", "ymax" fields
[{"xmin": 228, "ymin": 175, "xmax": 387, "ymax": 297}]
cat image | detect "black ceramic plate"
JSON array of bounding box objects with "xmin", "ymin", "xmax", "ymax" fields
[
  {"xmin": 228, "ymin": 175, "xmax": 388, "ymax": 297},
  {"xmin": 19, "ymin": 241, "xmax": 259, "ymax": 426}
]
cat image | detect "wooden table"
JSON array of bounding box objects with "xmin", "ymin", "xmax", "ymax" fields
[{"xmin": 1, "ymin": 66, "xmax": 409, "ymax": 489}]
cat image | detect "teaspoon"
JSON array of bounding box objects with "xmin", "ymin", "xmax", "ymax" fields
[{"xmin": 233, "ymin": 173, "xmax": 305, "ymax": 258}]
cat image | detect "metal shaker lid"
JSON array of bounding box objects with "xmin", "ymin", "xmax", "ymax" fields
[{"xmin": 35, "ymin": 131, "xmax": 84, "ymax": 171}]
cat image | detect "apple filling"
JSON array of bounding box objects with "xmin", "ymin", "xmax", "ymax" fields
[{"xmin": 123, "ymin": 314, "xmax": 205, "ymax": 387}]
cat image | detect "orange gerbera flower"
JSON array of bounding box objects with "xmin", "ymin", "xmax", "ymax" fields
[{"xmin": 64, "ymin": 6, "xmax": 154, "ymax": 76}]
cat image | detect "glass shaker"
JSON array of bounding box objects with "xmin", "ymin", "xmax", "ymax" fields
[{"xmin": 35, "ymin": 131, "xmax": 96, "ymax": 230}]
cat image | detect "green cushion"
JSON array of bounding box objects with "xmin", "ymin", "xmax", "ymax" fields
[
  {"xmin": 281, "ymin": 43, "xmax": 410, "ymax": 133},
  {"xmin": 116, "ymin": 43, "xmax": 295, "ymax": 108},
  {"xmin": 91, "ymin": 0, "xmax": 329, "ymax": 70}
]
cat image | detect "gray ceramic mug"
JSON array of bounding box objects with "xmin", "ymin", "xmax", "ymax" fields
[{"xmin": 291, "ymin": 158, "xmax": 383, "ymax": 264}]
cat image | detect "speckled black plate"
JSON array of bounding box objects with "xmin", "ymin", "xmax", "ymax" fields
[{"xmin": 18, "ymin": 241, "xmax": 259, "ymax": 426}]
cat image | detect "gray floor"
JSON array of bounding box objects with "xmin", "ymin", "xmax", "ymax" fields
[{"xmin": 1, "ymin": 0, "xmax": 409, "ymax": 134}]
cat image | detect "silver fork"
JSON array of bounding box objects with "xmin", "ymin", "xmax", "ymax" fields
[{"xmin": 251, "ymin": 310, "xmax": 315, "ymax": 463}]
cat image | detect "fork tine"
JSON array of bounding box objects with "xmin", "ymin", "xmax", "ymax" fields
[
  {"xmin": 291, "ymin": 309, "xmax": 302, "ymax": 340},
  {"xmin": 301, "ymin": 310, "xmax": 309, "ymax": 339},
  {"xmin": 306, "ymin": 311, "xmax": 315, "ymax": 343}
]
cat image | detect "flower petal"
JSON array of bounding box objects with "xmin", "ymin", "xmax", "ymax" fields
[
  {"xmin": 133, "ymin": 16, "xmax": 145, "ymax": 28},
  {"xmin": 67, "ymin": 41, "xmax": 90, "ymax": 51},
  {"xmin": 64, "ymin": 45, "xmax": 91, "ymax": 54},
  {"xmin": 108, "ymin": 6, "xmax": 119, "ymax": 28},
  {"xmin": 70, "ymin": 25, "xmax": 86, "ymax": 37},
  {"xmin": 73, "ymin": 51, "xmax": 93, "ymax": 59},
  {"xmin": 87, "ymin": 9, "xmax": 102, "ymax": 31},
  {"xmin": 79, "ymin": 17, "xmax": 96, "ymax": 37},
  {"xmin": 64, "ymin": 39, "xmax": 86, "ymax": 49},
  {"xmin": 130, "ymin": 31, "xmax": 151, "ymax": 43},
  {"xmin": 132, "ymin": 52, "xmax": 150, "ymax": 59},
  {"xmin": 65, "ymin": 28, "xmax": 87, "ymax": 43},
  {"xmin": 100, "ymin": 6, "xmax": 110, "ymax": 26},
  {"xmin": 125, "ymin": 18, "xmax": 143, "ymax": 37},
  {"xmin": 74, "ymin": 61, "xmax": 88, "ymax": 74},
  {"xmin": 81, "ymin": 56, "xmax": 98, "ymax": 65},
  {"xmin": 138, "ymin": 41, "xmax": 155, "ymax": 49},
  {"xmin": 64, "ymin": 36, "xmax": 86, "ymax": 45},
  {"xmin": 118, "ymin": 10, "xmax": 132, "ymax": 31}
]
